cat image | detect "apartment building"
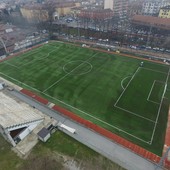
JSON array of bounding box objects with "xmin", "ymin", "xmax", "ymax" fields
[
  {"xmin": 142, "ymin": 0, "xmax": 170, "ymax": 16},
  {"xmin": 159, "ymin": 5, "xmax": 170, "ymax": 18},
  {"xmin": 104, "ymin": 0, "xmax": 114, "ymax": 10},
  {"xmin": 104, "ymin": 0, "xmax": 129, "ymax": 19}
]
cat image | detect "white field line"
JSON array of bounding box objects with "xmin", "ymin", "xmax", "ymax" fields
[
  {"xmin": 142, "ymin": 67, "xmax": 167, "ymax": 75},
  {"xmin": 43, "ymin": 53, "xmax": 98, "ymax": 93},
  {"xmin": 115, "ymin": 105, "xmax": 155, "ymax": 123},
  {"xmin": 0, "ymin": 72, "xmax": 39, "ymax": 92},
  {"xmin": 147, "ymin": 80, "xmax": 156, "ymax": 101},
  {"xmin": 114, "ymin": 67, "xmax": 155, "ymax": 122},
  {"xmin": 42, "ymin": 92, "xmax": 150, "ymax": 144},
  {"xmin": 156, "ymin": 80, "xmax": 166, "ymax": 84},
  {"xmin": 7, "ymin": 44, "xmax": 60, "ymax": 68},
  {"xmin": 5, "ymin": 45, "xmax": 46, "ymax": 67},
  {"xmin": 114, "ymin": 67, "xmax": 140, "ymax": 106},
  {"xmin": 63, "ymin": 60, "xmax": 93, "ymax": 76},
  {"xmin": 120, "ymin": 76, "xmax": 132, "ymax": 90},
  {"xmin": 4, "ymin": 61, "xmax": 19, "ymax": 69},
  {"xmin": 148, "ymin": 100, "xmax": 160, "ymax": 105},
  {"xmin": 20, "ymin": 45, "xmax": 62, "ymax": 67},
  {"xmin": 16, "ymin": 44, "xmax": 51, "ymax": 59},
  {"xmin": 150, "ymin": 67, "xmax": 170, "ymax": 144},
  {"xmin": 147, "ymin": 80, "xmax": 165, "ymax": 105},
  {"xmin": 20, "ymin": 44, "xmax": 83, "ymax": 68},
  {"xmin": 42, "ymin": 63, "xmax": 88, "ymax": 92},
  {"xmin": 35, "ymin": 45, "xmax": 63, "ymax": 61},
  {"xmin": 0, "ymin": 72, "xmax": 150, "ymax": 144}
]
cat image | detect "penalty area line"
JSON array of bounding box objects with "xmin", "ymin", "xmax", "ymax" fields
[
  {"xmin": 0, "ymin": 72, "xmax": 150, "ymax": 144},
  {"xmin": 150, "ymin": 67, "xmax": 170, "ymax": 144},
  {"xmin": 121, "ymin": 75, "xmax": 132, "ymax": 90},
  {"xmin": 42, "ymin": 91, "xmax": 150, "ymax": 144},
  {"xmin": 114, "ymin": 67, "xmax": 140, "ymax": 106}
]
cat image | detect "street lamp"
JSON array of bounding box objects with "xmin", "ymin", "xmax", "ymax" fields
[{"xmin": 0, "ymin": 37, "xmax": 8, "ymax": 54}]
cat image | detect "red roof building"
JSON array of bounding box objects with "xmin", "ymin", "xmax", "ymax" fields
[
  {"xmin": 79, "ymin": 9, "xmax": 114, "ymax": 20},
  {"xmin": 132, "ymin": 15, "xmax": 170, "ymax": 30}
]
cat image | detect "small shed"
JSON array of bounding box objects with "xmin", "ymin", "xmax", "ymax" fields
[{"xmin": 37, "ymin": 127, "xmax": 50, "ymax": 142}]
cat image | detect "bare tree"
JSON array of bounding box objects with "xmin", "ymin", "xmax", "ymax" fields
[
  {"xmin": 36, "ymin": 2, "xmax": 57, "ymax": 38},
  {"xmin": 162, "ymin": 36, "xmax": 170, "ymax": 49}
]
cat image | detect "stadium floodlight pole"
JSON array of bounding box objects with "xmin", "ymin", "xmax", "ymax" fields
[
  {"xmin": 77, "ymin": 20, "xmax": 80, "ymax": 40},
  {"xmin": 0, "ymin": 37, "xmax": 8, "ymax": 54}
]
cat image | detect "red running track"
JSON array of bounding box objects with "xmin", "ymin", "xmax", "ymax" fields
[
  {"xmin": 20, "ymin": 88, "xmax": 161, "ymax": 165},
  {"xmin": 52, "ymin": 104, "xmax": 161, "ymax": 164},
  {"xmin": 20, "ymin": 89, "xmax": 48, "ymax": 105},
  {"xmin": 163, "ymin": 108, "xmax": 170, "ymax": 169}
]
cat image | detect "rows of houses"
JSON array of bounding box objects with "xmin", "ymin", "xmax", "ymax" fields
[
  {"xmin": 18, "ymin": 0, "xmax": 170, "ymax": 28},
  {"xmin": 0, "ymin": 0, "xmax": 169, "ymax": 55}
]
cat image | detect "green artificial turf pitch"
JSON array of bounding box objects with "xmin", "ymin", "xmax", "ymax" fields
[{"xmin": 0, "ymin": 41, "xmax": 169, "ymax": 156}]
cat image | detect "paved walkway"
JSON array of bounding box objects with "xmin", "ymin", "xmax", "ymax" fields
[{"xmin": 10, "ymin": 90, "xmax": 163, "ymax": 170}]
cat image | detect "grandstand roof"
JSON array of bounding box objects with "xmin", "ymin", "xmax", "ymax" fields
[{"xmin": 0, "ymin": 92, "xmax": 43, "ymax": 129}]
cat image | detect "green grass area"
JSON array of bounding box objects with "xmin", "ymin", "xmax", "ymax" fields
[
  {"xmin": 148, "ymin": 81, "xmax": 165, "ymax": 104},
  {"xmin": 0, "ymin": 135, "xmax": 23, "ymax": 170},
  {"xmin": 0, "ymin": 132, "xmax": 125, "ymax": 170},
  {"xmin": 0, "ymin": 41, "xmax": 169, "ymax": 156}
]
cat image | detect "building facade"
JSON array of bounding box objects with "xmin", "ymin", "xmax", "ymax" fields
[
  {"xmin": 20, "ymin": 4, "xmax": 49, "ymax": 23},
  {"xmin": 20, "ymin": 2, "xmax": 80, "ymax": 23},
  {"xmin": 114, "ymin": 0, "xmax": 129, "ymax": 19},
  {"xmin": 132, "ymin": 15, "xmax": 170, "ymax": 30},
  {"xmin": 142, "ymin": 0, "xmax": 170, "ymax": 16},
  {"xmin": 79, "ymin": 8, "xmax": 114, "ymax": 20},
  {"xmin": 159, "ymin": 5, "xmax": 170, "ymax": 18},
  {"xmin": 128, "ymin": 0, "xmax": 143, "ymax": 17},
  {"xmin": 104, "ymin": 0, "xmax": 128, "ymax": 19},
  {"xmin": 104, "ymin": 0, "xmax": 114, "ymax": 10}
]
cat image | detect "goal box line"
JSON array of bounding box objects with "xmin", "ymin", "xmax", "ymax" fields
[{"xmin": 147, "ymin": 80, "xmax": 165, "ymax": 105}]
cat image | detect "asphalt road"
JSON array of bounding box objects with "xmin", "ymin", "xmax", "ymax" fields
[{"xmin": 10, "ymin": 89, "xmax": 163, "ymax": 170}]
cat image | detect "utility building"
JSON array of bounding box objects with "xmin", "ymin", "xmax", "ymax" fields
[
  {"xmin": 0, "ymin": 92, "xmax": 44, "ymax": 146},
  {"xmin": 37, "ymin": 127, "xmax": 50, "ymax": 142}
]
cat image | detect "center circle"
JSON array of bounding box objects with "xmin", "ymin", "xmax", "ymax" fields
[{"xmin": 63, "ymin": 60, "xmax": 93, "ymax": 76}]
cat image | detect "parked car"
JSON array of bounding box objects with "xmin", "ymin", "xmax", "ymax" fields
[{"xmin": 153, "ymin": 47, "xmax": 159, "ymax": 51}]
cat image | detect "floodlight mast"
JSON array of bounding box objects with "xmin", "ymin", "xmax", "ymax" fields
[{"xmin": 0, "ymin": 37, "xmax": 8, "ymax": 54}]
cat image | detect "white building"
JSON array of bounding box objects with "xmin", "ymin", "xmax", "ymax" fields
[
  {"xmin": 0, "ymin": 92, "xmax": 44, "ymax": 146},
  {"xmin": 104, "ymin": 0, "xmax": 114, "ymax": 10},
  {"xmin": 142, "ymin": 0, "xmax": 170, "ymax": 15},
  {"xmin": 104, "ymin": 0, "xmax": 128, "ymax": 19}
]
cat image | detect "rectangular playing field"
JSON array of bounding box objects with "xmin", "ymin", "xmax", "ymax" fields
[{"xmin": 0, "ymin": 41, "xmax": 169, "ymax": 155}]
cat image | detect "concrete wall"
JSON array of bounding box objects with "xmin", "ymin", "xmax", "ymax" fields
[{"xmin": 18, "ymin": 123, "xmax": 38, "ymax": 140}]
